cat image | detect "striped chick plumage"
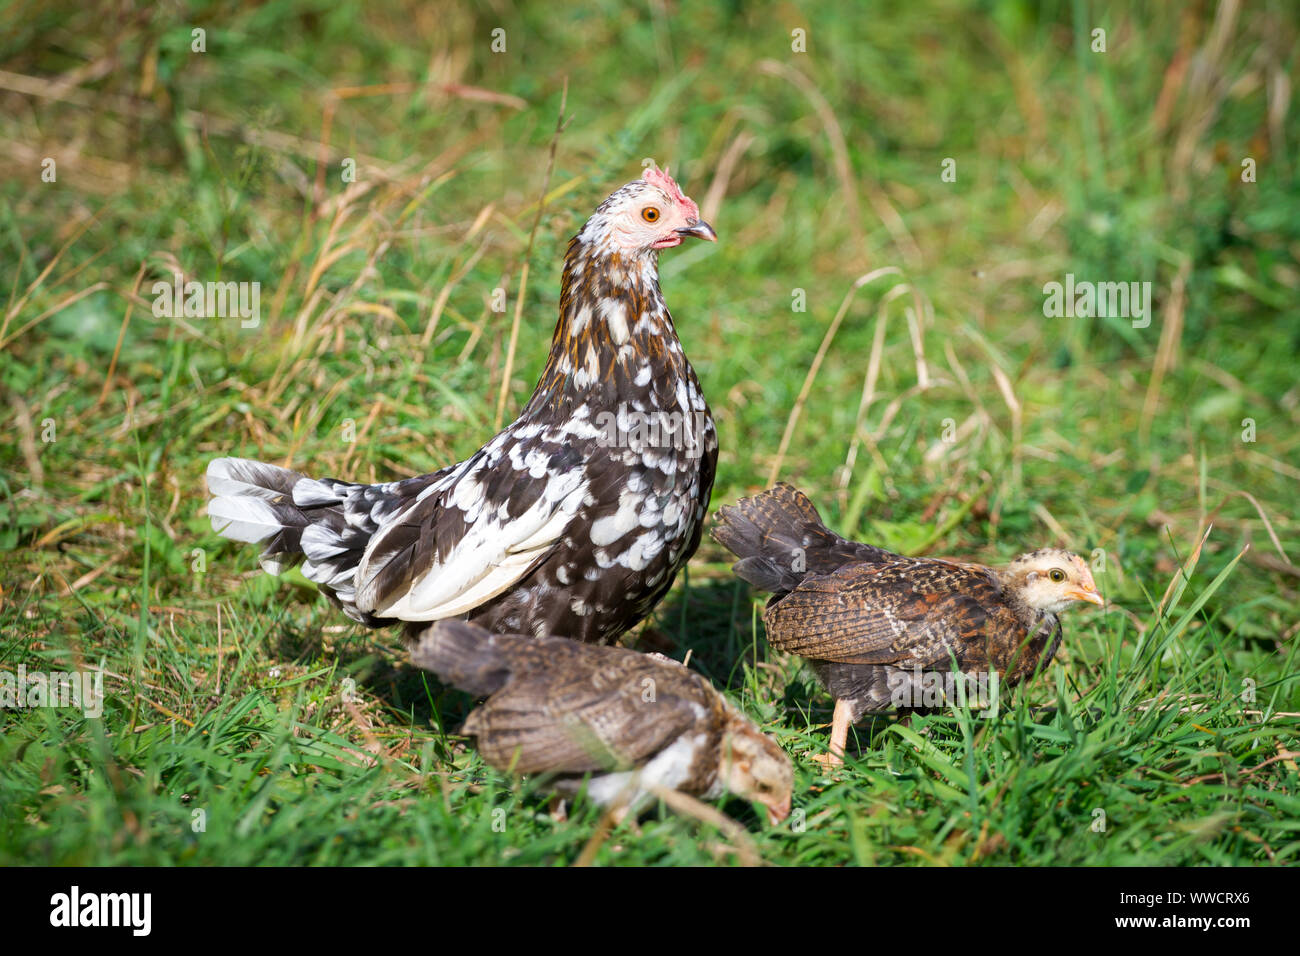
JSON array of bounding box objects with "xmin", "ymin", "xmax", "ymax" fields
[
  {"xmin": 412, "ymin": 620, "xmax": 792, "ymax": 823},
  {"xmin": 712, "ymin": 483, "xmax": 1105, "ymax": 764}
]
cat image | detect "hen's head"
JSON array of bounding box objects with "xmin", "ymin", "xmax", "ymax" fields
[
  {"xmin": 1004, "ymin": 549, "xmax": 1104, "ymax": 614},
  {"xmin": 578, "ymin": 166, "xmax": 717, "ymax": 256},
  {"xmin": 718, "ymin": 716, "xmax": 793, "ymax": 825}
]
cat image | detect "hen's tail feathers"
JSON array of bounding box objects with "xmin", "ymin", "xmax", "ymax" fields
[
  {"xmin": 410, "ymin": 620, "xmax": 517, "ymax": 697},
  {"xmin": 206, "ymin": 457, "xmax": 311, "ymax": 574},
  {"xmin": 206, "ymin": 457, "xmax": 381, "ymax": 625},
  {"xmin": 711, "ymin": 482, "xmax": 890, "ymax": 595}
]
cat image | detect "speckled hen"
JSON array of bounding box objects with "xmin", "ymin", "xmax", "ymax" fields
[
  {"xmin": 713, "ymin": 483, "xmax": 1105, "ymax": 766},
  {"xmin": 413, "ymin": 620, "xmax": 792, "ymax": 824},
  {"xmin": 207, "ymin": 167, "xmax": 718, "ymax": 645}
]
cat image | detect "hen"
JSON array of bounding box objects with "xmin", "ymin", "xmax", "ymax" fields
[
  {"xmin": 207, "ymin": 167, "xmax": 718, "ymax": 645},
  {"xmin": 712, "ymin": 483, "xmax": 1104, "ymax": 766},
  {"xmin": 412, "ymin": 620, "xmax": 792, "ymax": 824}
]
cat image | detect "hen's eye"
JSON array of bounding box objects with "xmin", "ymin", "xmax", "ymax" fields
[
  {"xmin": 641, "ymin": 206, "xmax": 660, "ymax": 223},
  {"xmin": 1049, "ymin": 568, "xmax": 1066, "ymax": 583}
]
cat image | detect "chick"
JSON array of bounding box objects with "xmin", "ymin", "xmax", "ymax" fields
[
  {"xmin": 412, "ymin": 621, "xmax": 792, "ymax": 823},
  {"xmin": 713, "ymin": 483, "xmax": 1104, "ymax": 766}
]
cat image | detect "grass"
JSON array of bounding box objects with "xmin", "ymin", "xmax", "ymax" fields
[{"xmin": 1, "ymin": 0, "xmax": 1298, "ymax": 866}]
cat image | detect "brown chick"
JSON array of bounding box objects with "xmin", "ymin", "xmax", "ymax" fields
[
  {"xmin": 712, "ymin": 483, "xmax": 1104, "ymax": 767},
  {"xmin": 411, "ymin": 621, "xmax": 792, "ymax": 824}
]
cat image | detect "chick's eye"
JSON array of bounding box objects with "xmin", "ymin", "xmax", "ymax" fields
[
  {"xmin": 1049, "ymin": 569, "xmax": 1066, "ymax": 583},
  {"xmin": 641, "ymin": 206, "xmax": 660, "ymax": 223}
]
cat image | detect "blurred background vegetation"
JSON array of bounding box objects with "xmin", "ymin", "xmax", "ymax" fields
[{"xmin": 0, "ymin": 0, "xmax": 1296, "ymax": 865}]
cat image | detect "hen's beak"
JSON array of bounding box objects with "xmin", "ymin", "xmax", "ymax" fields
[
  {"xmin": 1068, "ymin": 587, "xmax": 1105, "ymax": 606},
  {"xmin": 675, "ymin": 219, "xmax": 717, "ymax": 242}
]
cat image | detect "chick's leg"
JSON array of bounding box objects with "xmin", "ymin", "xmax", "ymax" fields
[{"xmin": 811, "ymin": 698, "xmax": 853, "ymax": 769}]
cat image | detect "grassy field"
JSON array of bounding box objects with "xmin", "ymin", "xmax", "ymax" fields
[{"xmin": 1, "ymin": 0, "xmax": 1298, "ymax": 866}]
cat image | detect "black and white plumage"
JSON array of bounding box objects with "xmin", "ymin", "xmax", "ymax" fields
[{"xmin": 207, "ymin": 167, "xmax": 719, "ymax": 645}]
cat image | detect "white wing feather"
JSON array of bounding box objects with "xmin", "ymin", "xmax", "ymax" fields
[{"xmin": 357, "ymin": 465, "xmax": 587, "ymax": 622}]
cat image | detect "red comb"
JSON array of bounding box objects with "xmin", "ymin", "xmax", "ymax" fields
[{"xmin": 643, "ymin": 165, "xmax": 700, "ymax": 222}]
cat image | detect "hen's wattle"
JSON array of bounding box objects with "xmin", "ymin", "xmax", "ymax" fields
[{"xmin": 207, "ymin": 169, "xmax": 719, "ymax": 645}]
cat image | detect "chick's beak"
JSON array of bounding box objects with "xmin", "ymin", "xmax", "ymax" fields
[
  {"xmin": 1068, "ymin": 587, "xmax": 1105, "ymax": 606},
  {"xmin": 675, "ymin": 219, "xmax": 717, "ymax": 242},
  {"xmin": 765, "ymin": 793, "xmax": 791, "ymax": 826}
]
